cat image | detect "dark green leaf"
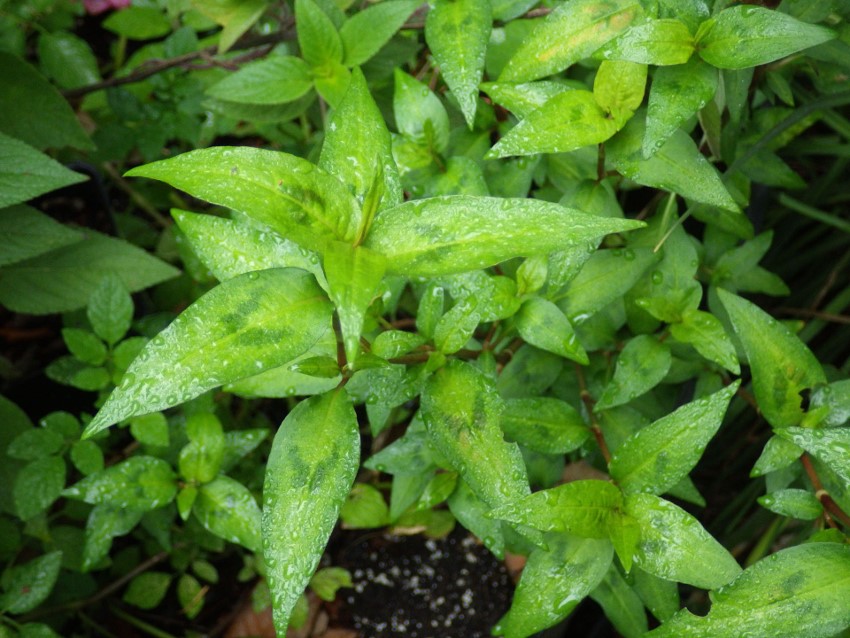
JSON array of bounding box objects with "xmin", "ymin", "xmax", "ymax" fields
[
  {"xmin": 70, "ymin": 440, "xmax": 104, "ymax": 476},
  {"xmin": 433, "ymin": 296, "xmax": 481, "ymax": 355},
  {"xmin": 501, "ymin": 397, "xmax": 590, "ymax": 454},
  {"xmin": 85, "ymin": 269, "xmax": 333, "ymax": 437},
  {"xmin": 82, "ymin": 504, "xmax": 144, "ymax": 570},
  {"xmin": 62, "ymin": 328, "xmax": 107, "ymax": 366},
  {"xmin": 194, "ymin": 476, "xmax": 262, "ymax": 551},
  {"xmin": 596, "ymin": 335, "xmax": 672, "ymax": 410},
  {"xmin": 177, "ymin": 573, "xmax": 204, "ymax": 619},
  {"xmin": 590, "ymin": 565, "xmax": 648, "ymax": 638},
  {"xmin": 447, "ymin": 479, "xmax": 506, "ymax": 558},
  {"xmin": 0, "ymin": 205, "xmax": 82, "ymax": 267},
  {"xmin": 670, "ymin": 309, "xmax": 740, "ymax": 373},
  {"xmin": 516, "ymin": 297, "xmax": 588, "ymax": 364},
  {"xmin": 633, "ymin": 567, "xmax": 680, "ymax": 622},
  {"xmin": 340, "ymin": 0, "xmax": 421, "ymax": 66},
  {"xmin": 262, "ymin": 390, "xmax": 359, "ymax": 634},
  {"xmin": 758, "ymin": 488, "xmax": 822, "ymax": 520},
  {"xmin": 810, "ymin": 380, "xmax": 850, "ymax": 428},
  {"xmin": 123, "ymin": 572, "xmax": 172, "ymax": 610},
  {"xmin": 13, "ymin": 457, "xmax": 65, "ymax": 520},
  {"xmin": 37, "ymin": 31, "xmax": 101, "ymax": 90},
  {"xmin": 103, "ymin": 7, "xmax": 170, "ymax": 39},
  {"xmin": 481, "ymin": 80, "xmax": 574, "ymax": 119},
  {"xmin": 130, "ymin": 413, "xmax": 170, "ymax": 448},
  {"xmin": 0, "ymin": 551, "xmax": 63, "ymax": 614},
  {"xmin": 64, "ymin": 456, "xmax": 177, "ymax": 510},
  {"xmin": 751, "ymin": 434, "xmax": 802, "ymax": 477},
  {"xmin": 206, "ymin": 55, "xmax": 313, "ymax": 105},
  {"xmin": 7, "ymin": 428, "xmax": 65, "ymax": 460}
]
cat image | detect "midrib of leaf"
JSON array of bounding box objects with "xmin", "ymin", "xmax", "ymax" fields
[{"xmin": 538, "ymin": 4, "xmax": 637, "ymax": 64}]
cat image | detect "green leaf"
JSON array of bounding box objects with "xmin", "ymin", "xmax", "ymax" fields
[
  {"xmin": 0, "ymin": 229, "xmax": 178, "ymax": 315},
  {"xmin": 103, "ymin": 7, "xmax": 170, "ymax": 39},
  {"xmin": 372, "ymin": 331, "xmax": 426, "ymax": 360},
  {"xmin": 648, "ymin": 543, "xmax": 850, "ymax": 638},
  {"xmin": 206, "ymin": 55, "xmax": 313, "ymax": 105},
  {"xmin": 609, "ymin": 382, "xmax": 739, "ymax": 494},
  {"xmin": 595, "ymin": 335, "xmax": 672, "ymax": 410},
  {"xmin": 433, "ymin": 296, "xmax": 481, "ymax": 355},
  {"xmin": 194, "ymin": 476, "xmax": 262, "ymax": 551},
  {"xmin": 393, "ymin": 70, "xmax": 451, "ymax": 155},
  {"xmin": 13, "ymin": 457, "xmax": 66, "ymax": 521},
  {"xmin": 0, "ymin": 551, "xmax": 62, "ymax": 614},
  {"xmin": 421, "ymin": 360, "xmax": 531, "ymax": 512},
  {"xmin": 776, "ymin": 427, "xmax": 850, "ymax": 489},
  {"xmin": 192, "ymin": 0, "xmax": 267, "ymax": 53},
  {"xmin": 606, "ymin": 113, "xmax": 740, "ymax": 212},
  {"xmin": 126, "ymin": 147, "xmax": 362, "ymax": 253},
  {"xmin": 632, "ymin": 567, "xmax": 680, "ymax": 622},
  {"xmin": 494, "ymin": 533, "xmax": 613, "ymax": 638},
  {"xmin": 339, "ymin": 483, "xmax": 390, "ymax": 528},
  {"xmin": 491, "ymin": 479, "xmax": 623, "ymax": 539},
  {"xmin": 758, "ymin": 488, "xmax": 822, "ymax": 520},
  {"xmin": 263, "ymin": 390, "xmax": 359, "ymax": 634},
  {"xmin": 593, "ymin": 60, "xmax": 646, "ymax": 129},
  {"xmin": 70, "ymin": 440, "xmax": 104, "ymax": 476},
  {"xmin": 499, "ymin": 0, "xmax": 643, "ymax": 82},
  {"xmin": 600, "ymin": 19, "xmax": 695, "ymax": 65},
  {"xmin": 481, "ymin": 80, "xmax": 574, "ymax": 119},
  {"xmin": 87, "ymin": 274, "xmax": 133, "ymax": 346},
  {"xmin": 488, "ymin": 90, "xmax": 620, "ymax": 157},
  {"xmin": 0, "ymin": 205, "xmax": 82, "ymax": 267},
  {"xmin": 319, "ymin": 68, "xmax": 402, "ymax": 214},
  {"xmin": 447, "ymin": 478, "xmax": 506, "ymax": 557},
  {"xmin": 297, "ymin": 0, "xmax": 344, "ymax": 68},
  {"xmin": 62, "ymin": 328, "xmax": 107, "ymax": 366},
  {"xmin": 717, "ymin": 288, "xmax": 826, "ymax": 428},
  {"xmin": 810, "ymin": 380, "xmax": 850, "ymax": 428},
  {"xmin": 425, "ymin": 0, "xmax": 491, "ymax": 127},
  {"xmin": 310, "ymin": 567, "xmax": 352, "ymax": 602},
  {"xmin": 712, "ymin": 231, "xmax": 789, "ymax": 296},
  {"xmin": 340, "ymin": 0, "xmax": 421, "ymax": 66},
  {"xmin": 179, "ymin": 413, "xmax": 226, "ymax": 484},
  {"xmin": 644, "ymin": 58, "xmax": 717, "ymax": 158},
  {"xmin": 417, "ymin": 472, "xmax": 458, "ymax": 509},
  {"xmin": 177, "ymin": 573, "xmax": 204, "ymax": 619},
  {"xmin": 130, "ymin": 413, "xmax": 170, "ymax": 448},
  {"xmin": 501, "ymin": 397, "xmax": 589, "ymax": 454},
  {"xmin": 696, "ymin": 6, "xmax": 835, "ymax": 70},
  {"xmin": 7, "ymin": 428, "xmax": 65, "ymax": 461},
  {"xmin": 85, "ymin": 269, "xmax": 333, "ymax": 437},
  {"xmin": 289, "ymin": 356, "xmax": 340, "ymax": 378},
  {"xmin": 37, "ymin": 31, "xmax": 101, "ymax": 90},
  {"xmin": 0, "ymin": 132, "xmax": 87, "ymax": 209},
  {"xmin": 324, "ymin": 241, "xmax": 386, "ymax": 366},
  {"xmin": 64, "ymin": 456, "xmax": 177, "ymax": 510},
  {"xmin": 589, "ymin": 565, "xmax": 648, "ymax": 638},
  {"xmin": 626, "ymin": 493, "xmax": 741, "ymax": 589},
  {"xmin": 670, "ymin": 309, "xmax": 740, "ymax": 374},
  {"xmin": 123, "ymin": 572, "xmax": 172, "ymax": 610},
  {"xmin": 0, "ymin": 52, "xmax": 91, "ymax": 151},
  {"xmin": 313, "ymin": 61, "xmax": 351, "ymax": 109},
  {"xmin": 515, "ymin": 297, "xmax": 588, "ymax": 364},
  {"xmin": 363, "ymin": 195, "xmax": 643, "ymax": 277},
  {"xmin": 82, "ymin": 504, "xmax": 144, "ymax": 571}
]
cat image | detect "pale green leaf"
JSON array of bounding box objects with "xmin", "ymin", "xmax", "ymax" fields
[
  {"xmin": 206, "ymin": 55, "xmax": 313, "ymax": 105},
  {"xmin": 593, "ymin": 60, "xmax": 646, "ymax": 128},
  {"xmin": 0, "ymin": 205, "xmax": 82, "ymax": 267},
  {"xmin": 84, "ymin": 269, "xmax": 333, "ymax": 437},
  {"xmin": 515, "ymin": 297, "xmax": 588, "ymax": 364},
  {"xmin": 447, "ymin": 479, "xmax": 505, "ymax": 558},
  {"xmin": 595, "ymin": 335, "xmax": 672, "ymax": 410},
  {"xmin": 751, "ymin": 434, "xmax": 802, "ymax": 477},
  {"xmin": 717, "ymin": 288, "xmax": 826, "ymax": 428},
  {"xmin": 194, "ymin": 476, "xmax": 262, "ymax": 551},
  {"xmin": 633, "ymin": 567, "xmax": 680, "ymax": 622},
  {"xmin": 600, "ymin": 19, "xmax": 695, "ymax": 65},
  {"xmin": 313, "ymin": 60, "xmax": 351, "ymax": 108},
  {"xmin": 262, "ymin": 390, "xmax": 359, "ymax": 634},
  {"xmin": 340, "ymin": 0, "xmax": 421, "ymax": 66},
  {"xmin": 433, "ymin": 296, "xmax": 481, "ymax": 355},
  {"xmin": 191, "ymin": 0, "xmax": 267, "ymax": 53},
  {"xmin": 340, "ymin": 483, "xmax": 390, "ymax": 528},
  {"xmin": 179, "ymin": 413, "xmax": 225, "ymax": 484},
  {"xmin": 102, "ymin": 7, "xmax": 170, "ymax": 39}
]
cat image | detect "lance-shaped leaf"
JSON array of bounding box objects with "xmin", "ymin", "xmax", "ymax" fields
[
  {"xmin": 494, "ymin": 534, "xmax": 613, "ymax": 638},
  {"xmin": 126, "ymin": 147, "xmax": 362, "ymax": 253},
  {"xmin": 758, "ymin": 488, "xmax": 822, "ymax": 521},
  {"xmin": 590, "ymin": 564, "xmax": 648, "ymax": 638},
  {"xmin": 488, "ymin": 90, "xmax": 620, "ymax": 157},
  {"xmin": 172, "ymin": 210, "xmax": 325, "ymax": 286},
  {"xmin": 501, "ymin": 397, "xmax": 590, "ymax": 454},
  {"xmin": 319, "ymin": 68, "xmax": 402, "ymax": 213},
  {"xmin": 363, "ymin": 195, "xmax": 644, "ymax": 277},
  {"xmin": 609, "ymin": 382, "xmax": 739, "ymax": 494},
  {"xmin": 607, "ymin": 113, "xmax": 739, "ymax": 212},
  {"xmin": 192, "ymin": 0, "xmax": 267, "ymax": 53},
  {"xmin": 599, "ymin": 19, "xmax": 695, "ymax": 65},
  {"xmin": 84, "ymin": 269, "xmax": 333, "ymax": 437},
  {"xmin": 0, "ymin": 132, "xmax": 87, "ymax": 208},
  {"xmin": 420, "ymin": 360, "xmax": 530, "ymax": 511},
  {"xmin": 515, "ymin": 297, "xmax": 588, "ymax": 364},
  {"xmin": 491, "ymin": 479, "xmax": 623, "ymax": 539},
  {"xmin": 595, "ymin": 335, "xmax": 672, "ymax": 411},
  {"xmin": 644, "ymin": 58, "xmax": 717, "ymax": 158},
  {"xmin": 776, "ymin": 427, "xmax": 850, "ymax": 489},
  {"xmin": 262, "ymin": 390, "xmax": 359, "ymax": 634},
  {"xmin": 648, "ymin": 543, "xmax": 850, "ymax": 638},
  {"xmin": 206, "ymin": 55, "xmax": 313, "ymax": 105},
  {"xmin": 481, "ymin": 81, "xmax": 573, "ymax": 119},
  {"xmin": 593, "ymin": 60, "xmax": 646, "ymax": 129},
  {"xmin": 696, "ymin": 6, "xmax": 835, "ymax": 70},
  {"xmin": 425, "ymin": 0, "xmax": 491, "ymax": 127},
  {"xmin": 499, "ymin": 0, "xmax": 642, "ymax": 82},
  {"xmin": 670, "ymin": 309, "xmax": 739, "ymax": 374},
  {"xmin": 194, "ymin": 476, "xmax": 262, "ymax": 551},
  {"xmin": 296, "ymin": 0, "xmax": 343, "ymax": 68},
  {"xmin": 324, "ymin": 241, "xmax": 386, "ymax": 366},
  {"xmin": 717, "ymin": 288, "xmax": 826, "ymax": 428},
  {"xmin": 626, "ymin": 493, "xmax": 741, "ymax": 589},
  {"xmin": 340, "ymin": 0, "xmax": 421, "ymax": 66}
]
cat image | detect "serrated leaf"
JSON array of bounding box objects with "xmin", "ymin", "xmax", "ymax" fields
[
  {"xmin": 0, "ymin": 551, "xmax": 63, "ymax": 614},
  {"xmin": 425, "ymin": 0, "xmax": 491, "ymax": 127},
  {"xmin": 87, "ymin": 274, "xmax": 133, "ymax": 346},
  {"xmin": 596, "ymin": 335, "xmax": 672, "ymax": 410},
  {"xmin": 0, "ymin": 205, "xmax": 82, "ymax": 267},
  {"xmin": 494, "ymin": 533, "xmax": 613, "ymax": 638},
  {"xmin": 501, "ymin": 397, "xmax": 589, "ymax": 454},
  {"xmin": 262, "ymin": 390, "xmax": 359, "ymax": 634},
  {"xmin": 776, "ymin": 427, "xmax": 850, "ymax": 489},
  {"xmin": 499, "ymin": 0, "xmax": 642, "ymax": 82},
  {"xmin": 626, "ymin": 493, "xmax": 741, "ymax": 589},
  {"xmin": 64, "ymin": 456, "xmax": 177, "ymax": 510},
  {"xmin": 717, "ymin": 288, "xmax": 825, "ymax": 429},
  {"xmin": 320, "ymin": 68, "xmax": 402, "ymax": 213},
  {"xmin": 515, "ymin": 297, "xmax": 588, "ymax": 364},
  {"xmin": 206, "ymin": 55, "xmax": 313, "ymax": 105},
  {"xmin": 670, "ymin": 309, "xmax": 739, "ymax": 374},
  {"xmin": 648, "ymin": 543, "xmax": 850, "ymax": 638},
  {"xmin": 363, "ymin": 195, "xmax": 644, "ymax": 277},
  {"xmin": 85, "ymin": 269, "xmax": 333, "ymax": 437},
  {"xmin": 489, "ymin": 90, "xmax": 619, "ymax": 157},
  {"xmin": 644, "ymin": 58, "xmax": 717, "ymax": 158},
  {"xmin": 607, "ymin": 113, "xmax": 739, "ymax": 212},
  {"xmin": 126, "ymin": 147, "xmax": 362, "ymax": 254},
  {"xmin": 297, "ymin": 0, "xmax": 344, "ymax": 68},
  {"xmin": 609, "ymin": 382, "xmax": 739, "ymax": 494},
  {"xmin": 421, "ymin": 360, "xmax": 531, "ymax": 512},
  {"xmin": 194, "ymin": 476, "xmax": 262, "ymax": 551},
  {"xmin": 13, "ymin": 456, "xmax": 66, "ymax": 521},
  {"xmin": 600, "ymin": 19, "xmax": 695, "ymax": 65},
  {"xmin": 340, "ymin": 0, "xmax": 421, "ymax": 66},
  {"xmin": 696, "ymin": 6, "xmax": 835, "ymax": 70}
]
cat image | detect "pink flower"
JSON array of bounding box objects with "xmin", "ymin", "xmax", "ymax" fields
[{"xmin": 82, "ymin": 0, "xmax": 132, "ymax": 15}]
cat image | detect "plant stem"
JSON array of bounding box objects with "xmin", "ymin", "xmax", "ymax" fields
[
  {"xmin": 574, "ymin": 364, "xmax": 612, "ymax": 464},
  {"xmin": 801, "ymin": 454, "xmax": 850, "ymax": 529}
]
